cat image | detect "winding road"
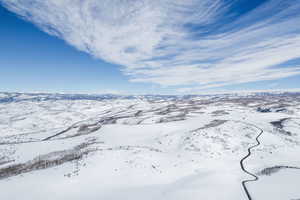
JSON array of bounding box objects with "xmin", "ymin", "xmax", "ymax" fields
[{"xmin": 239, "ymin": 123, "xmax": 264, "ymax": 200}]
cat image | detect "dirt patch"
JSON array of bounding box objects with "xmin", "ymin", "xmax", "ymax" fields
[{"xmin": 191, "ymin": 120, "xmax": 227, "ymax": 132}]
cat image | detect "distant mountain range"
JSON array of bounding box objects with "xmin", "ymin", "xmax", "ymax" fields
[{"xmin": 1, "ymin": 91, "xmax": 300, "ymax": 103}]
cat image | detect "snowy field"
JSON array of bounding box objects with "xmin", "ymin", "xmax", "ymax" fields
[{"xmin": 0, "ymin": 92, "xmax": 300, "ymax": 200}]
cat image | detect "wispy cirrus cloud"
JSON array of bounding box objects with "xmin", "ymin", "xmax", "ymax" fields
[{"xmin": 1, "ymin": 0, "xmax": 300, "ymax": 92}]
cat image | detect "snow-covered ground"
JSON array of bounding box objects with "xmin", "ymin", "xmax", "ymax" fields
[{"xmin": 0, "ymin": 92, "xmax": 300, "ymax": 200}]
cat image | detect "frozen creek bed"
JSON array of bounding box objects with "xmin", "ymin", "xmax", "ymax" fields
[{"xmin": 0, "ymin": 92, "xmax": 300, "ymax": 200}]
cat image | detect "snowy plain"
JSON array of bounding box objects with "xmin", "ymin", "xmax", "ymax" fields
[{"xmin": 0, "ymin": 92, "xmax": 300, "ymax": 200}]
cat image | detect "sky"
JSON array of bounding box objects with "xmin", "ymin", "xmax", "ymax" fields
[{"xmin": 0, "ymin": 0, "xmax": 300, "ymax": 95}]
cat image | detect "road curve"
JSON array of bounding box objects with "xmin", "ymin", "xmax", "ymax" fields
[{"xmin": 239, "ymin": 123, "xmax": 264, "ymax": 200}]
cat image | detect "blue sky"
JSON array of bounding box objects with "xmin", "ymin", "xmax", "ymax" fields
[
  {"xmin": 0, "ymin": 0, "xmax": 300, "ymax": 94},
  {"xmin": 0, "ymin": 5, "xmax": 157, "ymax": 94}
]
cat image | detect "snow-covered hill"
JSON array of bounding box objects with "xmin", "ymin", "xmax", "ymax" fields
[{"xmin": 0, "ymin": 92, "xmax": 300, "ymax": 200}]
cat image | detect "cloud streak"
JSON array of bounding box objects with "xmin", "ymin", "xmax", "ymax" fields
[{"xmin": 1, "ymin": 0, "xmax": 300, "ymax": 92}]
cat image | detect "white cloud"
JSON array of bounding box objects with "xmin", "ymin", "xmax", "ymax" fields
[{"xmin": 1, "ymin": 0, "xmax": 300, "ymax": 91}]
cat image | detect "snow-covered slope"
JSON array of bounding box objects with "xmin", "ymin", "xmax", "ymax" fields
[{"xmin": 0, "ymin": 92, "xmax": 300, "ymax": 200}]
